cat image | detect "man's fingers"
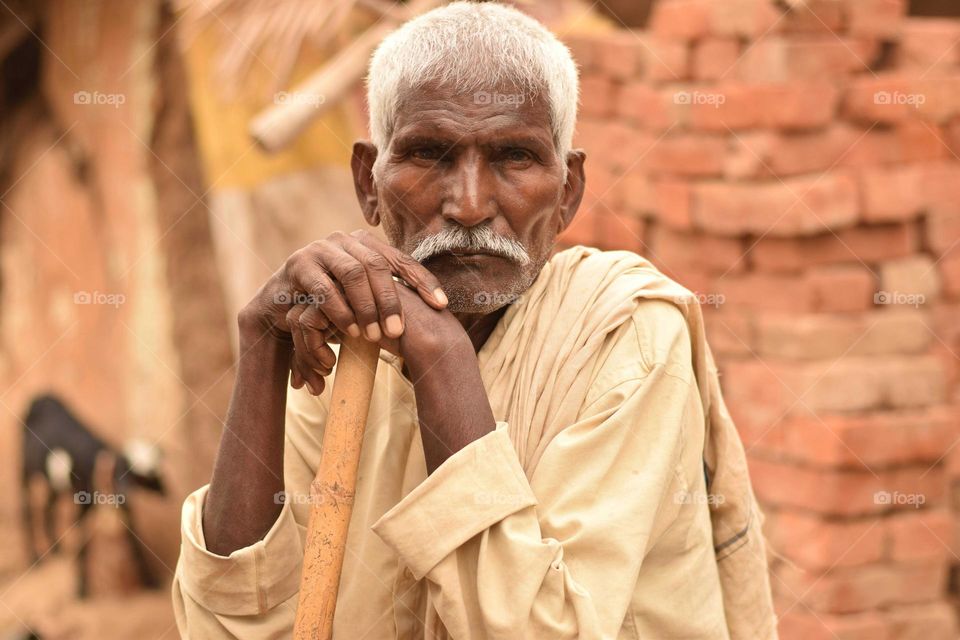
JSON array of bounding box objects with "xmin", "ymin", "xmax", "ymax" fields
[
  {"xmin": 317, "ymin": 237, "xmax": 382, "ymax": 341},
  {"xmin": 339, "ymin": 235, "xmax": 405, "ymax": 338},
  {"xmin": 286, "ymin": 256, "xmax": 359, "ymax": 338},
  {"xmin": 350, "ymin": 230, "xmax": 448, "ymax": 310},
  {"xmin": 299, "ymin": 306, "xmax": 337, "ymax": 373},
  {"xmin": 285, "ymin": 305, "xmax": 325, "ymax": 395}
]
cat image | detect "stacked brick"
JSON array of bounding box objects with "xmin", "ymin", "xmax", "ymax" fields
[{"xmin": 558, "ymin": 0, "xmax": 960, "ymax": 637}]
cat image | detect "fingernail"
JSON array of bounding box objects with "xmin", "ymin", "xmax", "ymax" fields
[
  {"xmin": 365, "ymin": 322, "xmax": 381, "ymax": 341},
  {"xmin": 385, "ymin": 314, "xmax": 403, "ymax": 336},
  {"xmin": 434, "ymin": 288, "xmax": 448, "ymax": 306},
  {"xmin": 305, "ymin": 380, "xmax": 318, "ymax": 395},
  {"xmin": 347, "ymin": 323, "xmax": 361, "ymax": 338}
]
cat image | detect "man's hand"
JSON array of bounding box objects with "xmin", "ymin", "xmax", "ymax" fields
[{"xmin": 238, "ymin": 229, "xmax": 449, "ymax": 395}]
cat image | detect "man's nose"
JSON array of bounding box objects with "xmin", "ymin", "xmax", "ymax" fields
[{"xmin": 441, "ymin": 151, "xmax": 496, "ymax": 227}]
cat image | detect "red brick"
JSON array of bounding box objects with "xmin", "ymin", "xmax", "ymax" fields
[
  {"xmin": 845, "ymin": 75, "xmax": 960, "ymax": 124},
  {"xmin": 808, "ymin": 265, "xmax": 876, "ymax": 311},
  {"xmin": 579, "ymin": 75, "xmax": 617, "ymax": 119},
  {"xmin": 723, "ymin": 131, "xmax": 773, "ymax": 179},
  {"xmin": 596, "ymin": 210, "xmax": 646, "ymax": 253},
  {"xmin": 766, "ymin": 510, "xmax": 884, "ymax": 570},
  {"xmin": 708, "ymin": 0, "xmax": 782, "ymax": 38},
  {"xmin": 617, "ymin": 82, "xmax": 672, "ymax": 129},
  {"xmin": 781, "ymin": 0, "xmax": 845, "ymax": 34},
  {"xmin": 762, "ymin": 127, "xmax": 859, "ymax": 177},
  {"xmin": 691, "ymin": 38, "xmax": 739, "ymax": 81},
  {"xmin": 558, "ymin": 206, "xmax": 599, "ymax": 247},
  {"xmin": 614, "ymin": 170, "xmax": 653, "ymax": 216},
  {"xmin": 750, "ymin": 224, "xmax": 917, "ymax": 272},
  {"xmin": 845, "ymin": 0, "xmax": 905, "ymax": 38},
  {"xmin": 926, "ymin": 210, "xmax": 960, "ymax": 256},
  {"xmin": 754, "ymin": 310, "xmax": 931, "ymax": 361},
  {"xmin": 693, "ymin": 173, "xmax": 858, "ymax": 237},
  {"xmin": 879, "ymin": 255, "xmax": 941, "ymax": 302},
  {"xmin": 648, "ymin": 0, "xmax": 711, "ymax": 40},
  {"xmin": 701, "ymin": 309, "xmax": 754, "ymax": 358},
  {"xmin": 636, "ymin": 33, "xmax": 688, "ymax": 82},
  {"xmin": 886, "ymin": 509, "xmax": 954, "ymax": 563},
  {"xmin": 898, "ymin": 19, "xmax": 960, "ymax": 73},
  {"xmin": 651, "ymin": 178, "xmax": 693, "ymax": 230},
  {"xmin": 687, "ymin": 83, "xmax": 840, "ymax": 131},
  {"xmin": 773, "ymin": 561, "xmax": 947, "ymax": 613},
  {"xmin": 750, "ymin": 408, "xmax": 957, "ymax": 469},
  {"xmin": 593, "ymin": 32, "xmax": 642, "ymax": 80},
  {"xmin": 777, "ymin": 609, "xmax": 889, "ymax": 640},
  {"xmin": 887, "ymin": 603, "xmax": 958, "ymax": 639},
  {"xmin": 735, "ymin": 37, "xmax": 877, "ymax": 82},
  {"xmin": 646, "ymin": 133, "xmax": 726, "ymax": 177},
  {"xmin": 650, "ymin": 226, "xmax": 746, "ymax": 275},
  {"xmin": 941, "ymin": 253, "xmax": 960, "ymax": 300},
  {"xmin": 715, "ymin": 272, "xmax": 815, "ymax": 313},
  {"xmin": 563, "ymin": 34, "xmax": 598, "ymax": 73},
  {"xmin": 859, "ymin": 165, "xmax": 928, "ymax": 222}
]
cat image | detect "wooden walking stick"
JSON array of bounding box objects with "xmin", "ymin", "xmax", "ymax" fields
[{"xmin": 293, "ymin": 336, "xmax": 381, "ymax": 640}]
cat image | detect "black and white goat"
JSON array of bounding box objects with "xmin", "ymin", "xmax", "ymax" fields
[{"xmin": 20, "ymin": 393, "xmax": 165, "ymax": 596}]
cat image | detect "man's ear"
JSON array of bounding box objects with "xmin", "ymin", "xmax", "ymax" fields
[
  {"xmin": 558, "ymin": 149, "xmax": 586, "ymax": 234},
  {"xmin": 351, "ymin": 141, "xmax": 380, "ymax": 226}
]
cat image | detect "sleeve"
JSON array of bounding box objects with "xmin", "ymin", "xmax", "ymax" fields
[
  {"xmin": 371, "ymin": 300, "xmax": 704, "ymax": 639},
  {"xmin": 171, "ymin": 382, "xmax": 328, "ymax": 639}
]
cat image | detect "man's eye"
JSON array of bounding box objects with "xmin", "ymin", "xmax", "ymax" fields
[
  {"xmin": 501, "ymin": 148, "xmax": 533, "ymax": 163},
  {"xmin": 411, "ymin": 147, "xmax": 445, "ymax": 161}
]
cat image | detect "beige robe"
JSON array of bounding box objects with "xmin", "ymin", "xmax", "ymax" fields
[{"xmin": 172, "ymin": 246, "xmax": 777, "ymax": 639}]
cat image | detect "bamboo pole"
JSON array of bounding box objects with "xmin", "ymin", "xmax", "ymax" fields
[{"xmin": 293, "ymin": 336, "xmax": 380, "ymax": 640}]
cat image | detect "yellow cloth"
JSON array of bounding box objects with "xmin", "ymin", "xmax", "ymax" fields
[{"xmin": 172, "ymin": 246, "xmax": 777, "ymax": 639}]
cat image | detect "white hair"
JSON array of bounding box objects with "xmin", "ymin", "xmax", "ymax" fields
[{"xmin": 366, "ymin": 1, "xmax": 579, "ymax": 174}]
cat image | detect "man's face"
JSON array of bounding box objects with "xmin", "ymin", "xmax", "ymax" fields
[{"xmin": 352, "ymin": 82, "xmax": 585, "ymax": 313}]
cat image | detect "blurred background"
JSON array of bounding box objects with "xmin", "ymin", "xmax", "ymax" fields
[{"xmin": 0, "ymin": 0, "xmax": 958, "ymax": 638}]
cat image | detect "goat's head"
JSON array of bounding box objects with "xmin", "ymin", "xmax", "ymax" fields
[{"xmin": 116, "ymin": 439, "xmax": 166, "ymax": 496}]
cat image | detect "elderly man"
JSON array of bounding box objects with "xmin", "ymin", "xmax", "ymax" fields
[{"xmin": 172, "ymin": 3, "xmax": 776, "ymax": 639}]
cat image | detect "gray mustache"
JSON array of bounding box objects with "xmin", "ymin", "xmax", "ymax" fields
[{"xmin": 410, "ymin": 225, "xmax": 531, "ymax": 265}]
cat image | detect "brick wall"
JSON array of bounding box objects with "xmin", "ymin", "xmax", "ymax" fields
[{"xmin": 557, "ymin": 1, "xmax": 960, "ymax": 637}]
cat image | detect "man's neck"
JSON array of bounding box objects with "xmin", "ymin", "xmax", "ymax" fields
[{"xmin": 455, "ymin": 306, "xmax": 509, "ymax": 354}]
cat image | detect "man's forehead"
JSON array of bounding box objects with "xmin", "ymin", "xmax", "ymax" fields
[{"xmin": 392, "ymin": 82, "xmax": 553, "ymax": 142}]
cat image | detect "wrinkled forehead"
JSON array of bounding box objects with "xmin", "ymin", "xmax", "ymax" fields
[{"xmin": 391, "ymin": 79, "xmax": 555, "ymax": 147}]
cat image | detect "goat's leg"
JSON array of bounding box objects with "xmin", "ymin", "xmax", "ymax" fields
[
  {"xmin": 121, "ymin": 503, "xmax": 157, "ymax": 588},
  {"xmin": 21, "ymin": 475, "xmax": 38, "ymax": 564}
]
